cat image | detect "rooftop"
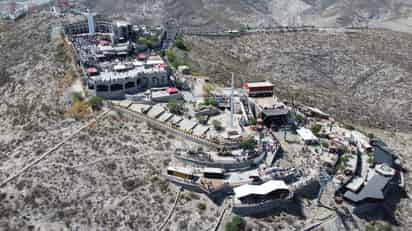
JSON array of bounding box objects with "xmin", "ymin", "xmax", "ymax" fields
[
  {"xmin": 297, "ymin": 127, "xmax": 319, "ymax": 142},
  {"xmin": 234, "ymin": 180, "xmax": 288, "ymax": 199},
  {"xmin": 245, "ymin": 81, "xmax": 274, "ymax": 88}
]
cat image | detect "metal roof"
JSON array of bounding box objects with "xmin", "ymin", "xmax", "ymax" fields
[
  {"xmin": 297, "ymin": 127, "xmax": 319, "ymax": 142},
  {"xmin": 234, "ymin": 180, "xmax": 288, "ymax": 199},
  {"xmin": 262, "ymin": 108, "xmax": 289, "ymax": 117},
  {"xmin": 343, "ymin": 168, "xmax": 393, "ymax": 202},
  {"xmin": 245, "ymin": 81, "xmax": 274, "ymax": 88},
  {"xmin": 167, "ymin": 166, "xmax": 194, "ymax": 176},
  {"xmin": 202, "ymin": 168, "xmax": 225, "ymax": 174}
]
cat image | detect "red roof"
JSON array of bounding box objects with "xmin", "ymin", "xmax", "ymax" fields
[
  {"xmin": 136, "ymin": 53, "xmax": 146, "ymax": 60},
  {"xmin": 167, "ymin": 87, "xmax": 178, "ymax": 94},
  {"xmin": 87, "ymin": 67, "xmax": 98, "ymax": 74}
]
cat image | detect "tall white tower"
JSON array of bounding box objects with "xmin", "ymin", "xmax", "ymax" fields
[
  {"xmin": 86, "ymin": 9, "xmax": 95, "ymax": 36},
  {"xmin": 230, "ymin": 72, "xmax": 234, "ymax": 128}
]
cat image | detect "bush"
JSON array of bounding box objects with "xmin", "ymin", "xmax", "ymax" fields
[
  {"xmin": 202, "ymin": 83, "xmax": 215, "ymax": 96},
  {"xmin": 196, "ymin": 115, "xmax": 208, "ymax": 125},
  {"xmin": 71, "ymin": 91, "xmax": 83, "ymax": 102},
  {"xmin": 205, "ymin": 97, "xmax": 218, "ymax": 107},
  {"xmin": 174, "ymin": 36, "xmax": 189, "ymax": 51},
  {"xmin": 175, "ymin": 79, "xmax": 185, "ymax": 90},
  {"xmin": 137, "ymin": 35, "xmax": 159, "ymax": 49},
  {"xmin": 367, "ymin": 133, "xmax": 375, "ymax": 139},
  {"xmin": 295, "ymin": 113, "xmax": 305, "ymax": 124},
  {"xmin": 225, "ymin": 216, "xmax": 245, "ymax": 231},
  {"xmin": 311, "ymin": 124, "xmax": 322, "ymax": 136},
  {"xmin": 166, "ymin": 49, "xmax": 185, "ymax": 69},
  {"xmin": 197, "ymin": 202, "xmax": 207, "ymax": 211},
  {"xmin": 343, "ymin": 123, "xmax": 355, "ymax": 130},
  {"xmin": 240, "ymin": 136, "xmax": 256, "ymax": 150},
  {"xmin": 250, "ymin": 117, "xmax": 257, "ymax": 126},
  {"xmin": 212, "ymin": 120, "xmax": 223, "ymax": 131},
  {"xmin": 321, "ymin": 140, "xmax": 329, "ymax": 148},
  {"xmin": 66, "ymin": 100, "xmax": 90, "ymax": 120},
  {"xmin": 168, "ymin": 99, "xmax": 184, "ymax": 115},
  {"xmin": 88, "ymin": 96, "xmax": 103, "ymax": 111},
  {"xmin": 365, "ymin": 221, "xmax": 392, "ymax": 231}
]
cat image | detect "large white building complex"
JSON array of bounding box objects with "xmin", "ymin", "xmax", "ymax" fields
[{"xmin": 64, "ymin": 13, "xmax": 170, "ymax": 99}]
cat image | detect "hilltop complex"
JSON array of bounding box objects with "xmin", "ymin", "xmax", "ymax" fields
[
  {"xmin": 0, "ymin": 4, "xmax": 410, "ymax": 230},
  {"xmin": 63, "ymin": 12, "xmax": 407, "ymax": 220}
]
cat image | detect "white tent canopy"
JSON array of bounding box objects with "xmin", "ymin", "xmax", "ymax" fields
[{"xmin": 233, "ymin": 180, "xmax": 289, "ymax": 199}]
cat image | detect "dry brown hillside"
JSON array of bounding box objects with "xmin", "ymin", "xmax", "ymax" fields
[{"xmin": 183, "ymin": 30, "xmax": 412, "ymax": 132}]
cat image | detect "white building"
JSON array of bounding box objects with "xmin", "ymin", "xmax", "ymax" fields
[{"xmin": 297, "ymin": 127, "xmax": 319, "ymax": 145}]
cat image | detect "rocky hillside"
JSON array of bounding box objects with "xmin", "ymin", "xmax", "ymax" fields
[
  {"xmin": 0, "ymin": 15, "xmax": 219, "ymax": 231},
  {"xmin": 183, "ymin": 30, "xmax": 412, "ymax": 132},
  {"xmin": 83, "ymin": 0, "xmax": 412, "ymax": 32}
]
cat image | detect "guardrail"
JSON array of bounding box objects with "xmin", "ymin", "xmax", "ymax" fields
[{"xmin": 181, "ymin": 26, "xmax": 372, "ymax": 38}]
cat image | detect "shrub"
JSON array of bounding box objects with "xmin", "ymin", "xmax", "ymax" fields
[
  {"xmin": 321, "ymin": 140, "xmax": 329, "ymax": 148},
  {"xmin": 205, "ymin": 97, "xmax": 218, "ymax": 107},
  {"xmin": 240, "ymin": 136, "xmax": 256, "ymax": 150},
  {"xmin": 212, "ymin": 120, "xmax": 223, "ymax": 131},
  {"xmin": 167, "ymin": 99, "xmax": 183, "ymax": 115},
  {"xmin": 225, "ymin": 216, "xmax": 245, "ymax": 231},
  {"xmin": 174, "ymin": 36, "xmax": 189, "ymax": 51},
  {"xmin": 311, "ymin": 124, "xmax": 322, "ymax": 136},
  {"xmin": 166, "ymin": 49, "xmax": 185, "ymax": 69},
  {"xmin": 343, "ymin": 123, "xmax": 355, "ymax": 130},
  {"xmin": 250, "ymin": 117, "xmax": 257, "ymax": 126},
  {"xmin": 175, "ymin": 79, "xmax": 185, "ymax": 90},
  {"xmin": 71, "ymin": 91, "xmax": 83, "ymax": 102},
  {"xmin": 295, "ymin": 113, "xmax": 305, "ymax": 124},
  {"xmin": 197, "ymin": 202, "xmax": 207, "ymax": 211},
  {"xmin": 66, "ymin": 100, "xmax": 90, "ymax": 120},
  {"xmin": 137, "ymin": 35, "xmax": 159, "ymax": 49},
  {"xmin": 88, "ymin": 96, "xmax": 103, "ymax": 111},
  {"xmin": 367, "ymin": 133, "xmax": 375, "ymax": 139},
  {"xmin": 202, "ymin": 83, "xmax": 215, "ymax": 96},
  {"xmin": 196, "ymin": 115, "xmax": 208, "ymax": 125}
]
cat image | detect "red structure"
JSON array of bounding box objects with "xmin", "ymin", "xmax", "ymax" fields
[
  {"xmin": 243, "ymin": 81, "xmax": 274, "ymax": 97},
  {"xmin": 87, "ymin": 67, "xmax": 99, "ymax": 76},
  {"xmin": 167, "ymin": 87, "xmax": 178, "ymax": 95}
]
